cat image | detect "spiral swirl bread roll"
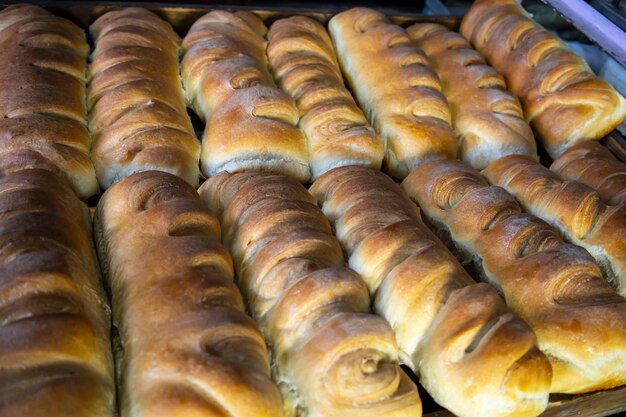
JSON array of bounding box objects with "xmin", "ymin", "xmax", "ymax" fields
[
  {"xmin": 460, "ymin": 0, "xmax": 626, "ymax": 158},
  {"xmin": 94, "ymin": 170, "xmax": 282, "ymax": 417},
  {"xmin": 0, "ymin": 169, "xmax": 114, "ymax": 416},
  {"xmin": 266, "ymin": 16, "xmax": 384, "ymax": 179},
  {"xmin": 199, "ymin": 172, "xmax": 422, "ymax": 417},
  {"xmin": 551, "ymin": 141, "xmax": 626, "ymax": 206},
  {"xmin": 407, "ymin": 23, "xmax": 537, "ymax": 170},
  {"xmin": 0, "ymin": 4, "xmax": 98, "ymax": 199},
  {"xmin": 88, "ymin": 8, "xmax": 200, "ymax": 189},
  {"xmin": 484, "ymin": 155, "xmax": 626, "ymax": 297},
  {"xmin": 182, "ymin": 11, "xmax": 309, "ymax": 182},
  {"xmin": 403, "ymin": 160, "xmax": 626, "ymax": 393},
  {"xmin": 310, "ymin": 166, "xmax": 551, "ymax": 417},
  {"xmin": 328, "ymin": 7, "xmax": 457, "ymax": 179}
]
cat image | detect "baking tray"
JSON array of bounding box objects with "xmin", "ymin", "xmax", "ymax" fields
[{"xmin": 2, "ymin": 2, "xmax": 626, "ymax": 416}]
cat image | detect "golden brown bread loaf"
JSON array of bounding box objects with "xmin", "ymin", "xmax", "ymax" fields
[
  {"xmin": 88, "ymin": 8, "xmax": 200, "ymax": 189},
  {"xmin": 266, "ymin": 16, "xmax": 384, "ymax": 179},
  {"xmin": 0, "ymin": 4, "xmax": 98, "ymax": 199},
  {"xmin": 310, "ymin": 166, "xmax": 551, "ymax": 417},
  {"xmin": 407, "ymin": 23, "xmax": 537, "ymax": 169},
  {"xmin": 551, "ymin": 141, "xmax": 626, "ymax": 206},
  {"xmin": 94, "ymin": 170, "xmax": 283, "ymax": 417},
  {"xmin": 460, "ymin": 0, "xmax": 626, "ymax": 158},
  {"xmin": 328, "ymin": 7, "xmax": 457, "ymax": 179},
  {"xmin": 182, "ymin": 11, "xmax": 309, "ymax": 182},
  {"xmin": 403, "ymin": 160, "xmax": 626, "ymax": 393},
  {"xmin": 0, "ymin": 169, "xmax": 114, "ymax": 416},
  {"xmin": 484, "ymin": 154, "xmax": 626, "ymax": 297},
  {"xmin": 199, "ymin": 172, "xmax": 422, "ymax": 417}
]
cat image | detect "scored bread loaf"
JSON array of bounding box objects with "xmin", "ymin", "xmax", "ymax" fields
[
  {"xmin": 310, "ymin": 166, "xmax": 551, "ymax": 417},
  {"xmin": 94, "ymin": 171, "xmax": 283, "ymax": 417},
  {"xmin": 484, "ymin": 154, "xmax": 626, "ymax": 297},
  {"xmin": 0, "ymin": 4, "xmax": 98, "ymax": 199},
  {"xmin": 0, "ymin": 169, "xmax": 114, "ymax": 416},
  {"xmin": 182, "ymin": 11, "xmax": 309, "ymax": 182},
  {"xmin": 460, "ymin": 0, "xmax": 626, "ymax": 158},
  {"xmin": 407, "ymin": 23, "xmax": 537, "ymax": 169},
  {"xmin": 266, "ymin": 16, "xmax": 384, "ymax": 179},
  {"xmin": 199, "ymin": 172, "xmax": 422, "ymax": 417},
  {"xmin": 403, "ymin": 160, "xmax": 626, "ymax": 393},
  {"xmin": 328, "ymin": 7, "xmax": 457, "ymax": 179},
  {"xmin": 551, "ymin": 141, "xmax": 626, "ymax": 206},
  {"xmin": 88, "ymin": 8, "xmax": 200, "ymax": 189}
]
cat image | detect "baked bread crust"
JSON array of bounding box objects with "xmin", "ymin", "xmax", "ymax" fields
[{"xmin": 460, "ymin": 0, "xmax": 626, "ymax": 158}]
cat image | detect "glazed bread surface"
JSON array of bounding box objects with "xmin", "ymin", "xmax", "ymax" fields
[
  {"xmin": 407, "ymin": 23, "xmax": 537, "ymax": 169},
  {"xmin": 0, "ymin": 169, "xmax": 114, "ymax": 416},
  {"xmin": 310, "ymin": 166, "xmax": 551, "ymax": 417},
  {"xmin": 403, "ymin": 160, "xmax": 626, "ymax": 394},
  {"xmin": 182, "ymin": 11, "xmax": 310, "ymax": 181},
  {"xmin": 328, "ymin": 7, "xmax": 457, "ymax": 178},
  {"xmin": 199, "ymin": 172, "xmax": 422, "ymax": 417},
  {"xmin": 95, "ymin": 170, "xmax": 283, "ymax": 417},
  {"xmin": 0, "ymin": 4, "xmax": 98, "ymax": 199},
  {"xmin": 551, "ymin": 141, "xmax": 626, "ymax": 206},
  {"xmin": 484, "ymin": 155, "xmax": 626, "ymax": 297},
  {"xmin": 460, "ymin": 0, "xmax": 626, "ymax": 158},
  {"xmin": 88, "ymin": 8, "xmax": 200, "ymax": 189},
  {"xmin": 267, "ymin": 16, "xmax": 384, "ymax": 179}
]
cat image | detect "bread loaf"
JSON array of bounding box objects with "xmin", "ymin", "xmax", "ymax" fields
[
  {"xmin": 310, "ymin": 166, "xmax": 551, "ymax": 417},
  {"xmin": 0, "ymin": 4, "xmax": 98, "ymax": 199},
  {"xmin": 266, "ymin": 16, "xmax": 384, "ymax": 179},
  {"xmin": 88, "ymin": 8, "xmax": 200, "ymax": 189},
  {"xmin": 403, "ymin": 160, "xmax": 626, "ymax": 393},
  {"xmin": 199, "ymin": 172, "xmax": 422, "ymax": 417},
  {"xmin": 551, "ymin": 141, "xmax": 626, "ymax": 206},
  {"xmin": 182, "ymin": 11, "xmax": 309, "ymax": 181},
  {"xmin": 407, "ymin": 23, "xmax": 537, "ymax": 169},
  {"xmin": 460, "ymin": 0, "xmax": 626, "ymax": 158},
  {"xmin": 484, "ymin": 154, "xmax": 626, "ymax": 297},
  {"xmin": 95, "ymin": 170, "xmax": 283, "ymax": 417},
  {"xmin": 0, "ymin": 169, "xmax": 114, "ymax": 416},
  {"xmin": 328, "ymin": 7, "xmax": 457, "ymax": 178}
]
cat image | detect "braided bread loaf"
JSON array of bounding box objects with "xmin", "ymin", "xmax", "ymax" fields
[
  {"xmin": 182, "ymin": 11, "xmax": 309, "ymax": 182},
  {"xmin": 328, "ymin": 7, "xmax": 457, "ymax": 179},
  {"xmin": 199, "ymin": 172, "xmax": 422, "ymax": 417},
  {"xmin": 0, "ymin": 4, "xmax": 98, "ymax": 199},
  {"xmin": 403, "ymin": 160, "xmax": 626, "ymax": 393},
  {"xmin": 461, "ymin": 0, "xmax": 626, "ymax": 158},
  {"xmin": 310, "ymin": 166, "xmax": 551, "ymax": 417},
  {"xmin": 0, "ymin": 169, "xmax": 114, "ymax": 416},
  {"xmin": 407, "ymin": 23, "xmax": 537, "ymax": 169},
  {"xmin": 551, "ymin": 141, "xmax": 626, "ymax": 206},
  {"xmin": 95, "ymin": 171, "xmax": 283, "ymax": 417},
  {"xmin": 88, "ymin": 8, "xmax": 200, "ymax": 189},
  {"xmin": 266, "ymin": 16, "xmax": 384, "ymax": 179}
]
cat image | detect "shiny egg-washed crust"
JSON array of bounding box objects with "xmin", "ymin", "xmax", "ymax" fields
[
  {"xmin": 484, "ymin": 155, "xmax": 626, "ymax": 297},
  {"xmin": 88, "ymin": 8, "xmax": 200, "ymax": 189},
  {"xmin": 182, "ymin": 11, "xmax": 310, "ymax": 182},
  {"xmin": 403, "ymin": 160, "xmax": 626, "ymax": 394},
  {"xmin": 328, "ymin": 7, "xmax": 457, "ymax": 179},
  {"xmin": 310, "ymin": 166, "xmax": 551, "ymax": 417},
  {"xmin": 199, "ymin": 172, "xmax": 422, "ymax": 417},
  {"xmin": 551, "ymin": 142, "xmax": 626, "ymax": 206},
  {"xmin": 0, "ymin": 4, "xmax": 98, "ymax": 199},
  {"xmin": 460, "ymin": 0, "xmax": 626, "ymax": 158},
  {"xmin": 267, "ymin": 16, "xmax": 384, "ymax": 179},
  {"xmin": 0, "ymin": 169, "xmax": 114, "ymax": 416},
  {"xmin": 407, "ymin": 23, "xmax": 537, "ymax": 169},
  {"xmin": 94, "ymin": 171, "xmax": 283, "ymax": 417}
]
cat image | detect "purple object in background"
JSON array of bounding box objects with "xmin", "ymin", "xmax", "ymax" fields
[{"xmin": 541, "ymin": 0, "xmax": 626, "ymax": 67}]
